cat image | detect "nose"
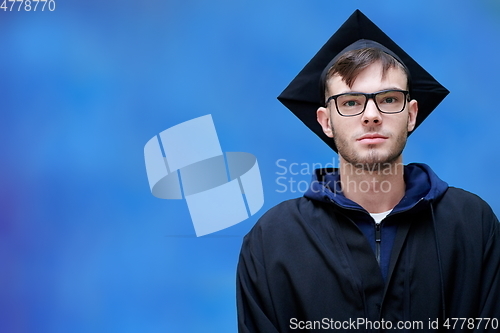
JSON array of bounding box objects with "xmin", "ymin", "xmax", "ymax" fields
[{"xmin": 361, "ymin": 98, "xmax": 382, "ymax": 125}]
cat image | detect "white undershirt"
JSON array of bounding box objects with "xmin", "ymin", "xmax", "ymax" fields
[{"xmin": 369, "ymin": 209, "xmax": 393, "ymax": 225}]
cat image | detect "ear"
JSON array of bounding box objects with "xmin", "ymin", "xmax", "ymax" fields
[
  {"xmin": 317, "ymin": 106, "xmax": 334, "ymax": 138},
  {"xmin": 407, "ymin": 99, "xmax": 418, "ymax": 132}
]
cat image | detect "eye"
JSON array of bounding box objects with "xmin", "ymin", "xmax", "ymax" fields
[
  {"xmin": 382, "ymin": 97, "xmax": 397, "ymax": 104},
  {"xmin": 338, "ymin": 94, "xmax": 364, "ymax": 108},
  {"xmin": 377, "ymin": 91, "xmax": 403, "ymax": 105},
  {"xmin": 343, "ymin": 100, "xmax": 360, "ymax": 107}
]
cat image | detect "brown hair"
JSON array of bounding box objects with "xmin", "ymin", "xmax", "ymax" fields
[{"xmin": 325, "ymin": 47, "xmax": 410, "ymax": 96}]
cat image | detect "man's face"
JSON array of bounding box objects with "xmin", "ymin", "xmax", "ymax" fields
[{"xmin": 317, "ymin": 61, "xmax": 418, "ymax": 169}]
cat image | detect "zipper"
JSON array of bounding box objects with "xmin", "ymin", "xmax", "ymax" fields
[
  {"xmin": 328, "ymin": 197, "xmax": 425, "ymax": 266},
  {"xmin": 375, "ymin": 222, "xmax": 381, "ymax": 265}
]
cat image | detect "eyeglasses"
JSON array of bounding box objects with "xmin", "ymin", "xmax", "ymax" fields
[{"xmin": 326, "ymin": 89, "xmax": 410, "ymax": 117}]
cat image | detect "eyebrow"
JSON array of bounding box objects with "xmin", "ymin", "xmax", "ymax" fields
[{"xmin": 335, "ymin": 86, "xmax": 405, "ymax": 95}]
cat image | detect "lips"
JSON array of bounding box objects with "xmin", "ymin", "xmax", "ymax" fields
[{"xmin": 357, "ymin": 133, "xmax": 388, "ymax": 144}]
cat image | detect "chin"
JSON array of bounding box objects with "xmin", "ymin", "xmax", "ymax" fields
[{"xmin": 339, "ymin": 147, "xmax": 403, "ymax": 170}]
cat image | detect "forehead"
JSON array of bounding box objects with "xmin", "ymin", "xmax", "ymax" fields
[{"xmin": 327, "ymin": 61, "xmax": 408, "ymax": 95}]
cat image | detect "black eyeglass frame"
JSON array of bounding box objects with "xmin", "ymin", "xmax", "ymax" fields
[{"xmin": 325, "ymin": 89, "xmax": 410, "ymax": 117}]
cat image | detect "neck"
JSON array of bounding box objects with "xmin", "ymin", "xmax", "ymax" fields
[{"xmin": 339, "ymin": 156, "xmax": 405, "ymax": 213}]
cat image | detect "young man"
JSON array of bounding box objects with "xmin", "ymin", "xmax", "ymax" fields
[{"xmin": 237, "ymin": 10, "xmax": 500, "ymax": 332}]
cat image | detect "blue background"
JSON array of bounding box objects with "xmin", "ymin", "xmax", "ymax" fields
[{"xmin": 1, "ymin": 1, "xmax": 500, "ymax": 332}]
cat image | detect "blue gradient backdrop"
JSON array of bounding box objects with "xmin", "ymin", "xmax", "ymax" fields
[{"xmin": 1, "ymin": 1, "xmax": 500, "ymax": 332}]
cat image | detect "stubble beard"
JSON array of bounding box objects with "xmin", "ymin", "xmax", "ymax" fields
[{"xmin": 332, "ymin": 122, "xmax": 408, "ymax": 172}]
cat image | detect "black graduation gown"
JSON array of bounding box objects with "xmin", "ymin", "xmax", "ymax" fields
[{"xmin": 237, "ymin": 187, "xmax": 500, "ymax": 332}]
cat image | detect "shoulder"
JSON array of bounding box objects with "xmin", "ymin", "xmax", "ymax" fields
[
  {"xmin": 240, "ymin": 197, "xmax": 332, "ymax": 254},
  {"xmin": 248, "ymin": 196, "xmax": 331, "ymax": 233},
  {"xmin": 440, "ymin": 187, "xmax": 495, "ymax": 214},
  {"xmin": 436, "ymin": 186, "xmax": 499, "ymax": 240}
]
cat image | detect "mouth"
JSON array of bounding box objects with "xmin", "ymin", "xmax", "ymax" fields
[{"xmin": 357, "ymin": 133, "xmax": 389, "ymax": 145}]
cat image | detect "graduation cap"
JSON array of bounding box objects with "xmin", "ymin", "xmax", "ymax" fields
[{"xmin": 277, "ymin": 9, "xmax": 449, "ymax": 152}]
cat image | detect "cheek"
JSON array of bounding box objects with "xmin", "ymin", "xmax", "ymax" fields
[
  {"xmin": 334, "ymin": 115, "xmax": 358, "ymax": 127},
  {"xmin": 390, "ymin": 115, "xmax": 411, "ymax": 131},
  {"xmin": 330, "ymin": 119, "xmax": 355, "ymax": 139}
]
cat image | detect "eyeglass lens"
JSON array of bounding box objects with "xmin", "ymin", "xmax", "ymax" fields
[{"xmin": 336, "ymin": 90, "xmax": 406, "ymax": 115}]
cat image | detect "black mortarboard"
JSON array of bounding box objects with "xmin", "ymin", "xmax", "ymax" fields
[{"xmin": 277, "ymin": 9, "xmax": 449, "ymax": 152}]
